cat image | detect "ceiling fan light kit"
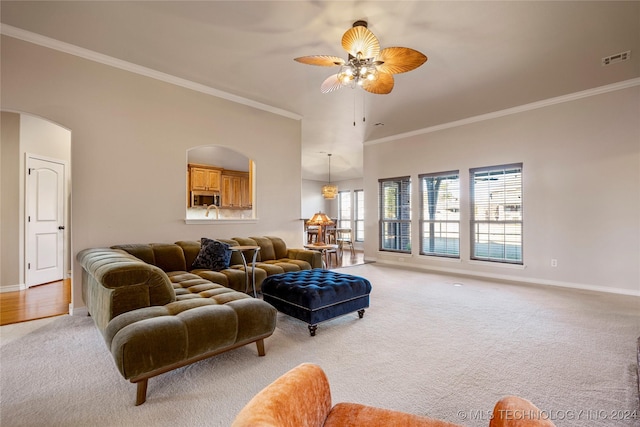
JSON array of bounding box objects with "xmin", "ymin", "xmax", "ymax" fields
[{"xmin": 295, "ymin": 20, "xmax": 427, "ymax": 95}]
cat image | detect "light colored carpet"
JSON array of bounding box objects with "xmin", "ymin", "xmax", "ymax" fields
[{"xmin": 1, "ymin": 264, "xmax": 639, "ymax": 427}]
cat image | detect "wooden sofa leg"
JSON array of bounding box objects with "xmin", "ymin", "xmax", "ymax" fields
[
  {"xmin": 135, "ymin": 379, "xmax": 148, "ymax": 406},
  {"xmin": 256, "ymin": 339, "xmax": 265, "ymax": 356}
]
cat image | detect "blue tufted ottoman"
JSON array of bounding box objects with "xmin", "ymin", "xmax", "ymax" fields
[{"xmin": 261, "ymin": 270, "xmax": 372, "ymax": 336}]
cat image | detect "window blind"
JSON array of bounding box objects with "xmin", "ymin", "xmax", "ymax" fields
[
  {"xmin": 419, "ymin": 171, "xmax": 460, "ymax": 257},
  {"xmin": 338, "ymin": 191, "xmax": 351, "ymax": 229},
  {"xmin": 470, "ymin": 164, "xmax": 523, "ymax": 263},
  {"xmin": 379, "ymin": 176, "xmax": 411, "ymax": 253},
  {"xmin": 355, "ymin": 189, "xmax": 365, "ymax": 242}
]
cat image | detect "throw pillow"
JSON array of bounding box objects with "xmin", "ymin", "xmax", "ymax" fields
[{"xmin": 192, "ymin": 238, "xmax": 232, "ymax": 271}]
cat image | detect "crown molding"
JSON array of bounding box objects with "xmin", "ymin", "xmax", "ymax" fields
[
  {"xmin": 365, "ymin": 77, "xmax": 640, "ymax": 146},
  {"xmin": 0, "ymin": 24, "xmax": 302, "ymax": 121},
  {"xmin": 3, "ymin": 24, "xmax": 637, "ymax": 136}
]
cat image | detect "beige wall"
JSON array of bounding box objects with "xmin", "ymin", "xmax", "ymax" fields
[
  {"xmin": 0, "ymin": 112, "xmax": 21, "ymax": 288},
  {"xmin": 364, "ymin": 86, "xmax": 640, "ymax": 295},
  {"xmin": 2, "ymin": 34, "xmax": 637, "ymax": 302},
  {"xmin": 1, "ymin": 36, "xmax": 303, "ymax": 311},
  {"xmin": 302, "ymin": 177, "xmax": 364, "ymax": 220}
]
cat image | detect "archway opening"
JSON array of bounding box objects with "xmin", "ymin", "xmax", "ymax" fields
[{"xmin": 186, "ymin": 145, "xmax": 255, "ymax": 220}]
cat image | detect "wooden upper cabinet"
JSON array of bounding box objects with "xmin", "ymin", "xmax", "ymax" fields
[
  {"xmin": 188, "ymin": 163, "xmax": 251, "ymax": 209},
  {"xmin": 189, "ymin": 165, "xmax": 221, "ymax": 192}
]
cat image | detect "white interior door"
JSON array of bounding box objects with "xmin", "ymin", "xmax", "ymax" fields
[{"xmin": 26, "ymin": 156, "xmax": 65, "ymax": 287}]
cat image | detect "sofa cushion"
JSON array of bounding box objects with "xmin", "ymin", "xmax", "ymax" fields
[
  {"xmin": 265, "ymin": 236, "xmax": 289, "ymax": 259},
  {"xmin": 192, "ymin": 238, "xmax": 232, "ymax": 271},
  {"xmin": 258, "ymin": 260, "xmax": 301, "ymax": 272},
  {"xmin": 78, "ymin": 248, "xmax": 177, "ymax": 333},
  {"xmin": 325, "ymin": 403, "xmax": 461, "ymax": 427},
  {"xmin": 233, "ymin": 237, "xmax": 258, "ymax": 249},
  {"xmin": 175, "ymin": 240, "xmax": 202, "ymax": 269},
  {"xmin": 249, "ymin": 236, "xmax": 277, "ymax": 261},
  {"xmin": 111, "ymin": 244, "xmax": 156, "ymax": 265},
  {"xmin": 217, "ymin": 238, "xmax": 244, "ymax": 266},
  {"xmin": 150, "ymin": 243, "xmax": 188, "ymax": 272},
  {"xmin": 248, "ymin": 263, "xmax": 285, "ymax": 276},
  {"xmin": 231, "ymin": 363, "xmax": 333, "ymax": 427},
  {"xmin": 105, "ymin": 300, "xmax": 239, "ymax": 379},
  {"xmin": 177, "ymin": 239, "xmax": 244, "ymax": 269}
]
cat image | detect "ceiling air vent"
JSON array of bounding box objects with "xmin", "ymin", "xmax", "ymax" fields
[{"xmin": 602, "ymin": 50, "xmax": 631, "ymax": 66}]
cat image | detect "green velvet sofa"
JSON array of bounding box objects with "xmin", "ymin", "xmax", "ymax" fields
[
  {"xmin": 77, "ymin": 236, "xmax": 320, "ymax": 406},
  {"xmin": 112, "ymin": 236, "xmax": 322, "ymax": 294}
]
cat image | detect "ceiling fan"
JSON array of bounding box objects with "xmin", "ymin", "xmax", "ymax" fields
[{"xmin": 295, "ymin": 20, "xmax": 427, "ymax": 95}]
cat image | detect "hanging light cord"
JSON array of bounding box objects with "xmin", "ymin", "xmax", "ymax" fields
[
  {"xmin": 353, "ymin": 91, "xmax": 366, "ymax": 126},
  {"xmin": 353, "ymin": 93, "xmax": 356, "ymax": 126}
]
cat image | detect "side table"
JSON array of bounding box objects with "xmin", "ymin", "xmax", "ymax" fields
[
  {"xmin": 230, "ymin": 245, "xmax": 261, "ymax": 297},
  {"xmin": 303, "ymin": 244, "xmax": 339, "ymax": 269}
]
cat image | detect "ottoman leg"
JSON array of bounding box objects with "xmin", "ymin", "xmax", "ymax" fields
[
  {"xmin": 308, "ymin": 325, "xmax": 317, "ymax": 336},
  {"xmin": 358, "ymin": 309, "xmax": 365, "ymax": 318}
]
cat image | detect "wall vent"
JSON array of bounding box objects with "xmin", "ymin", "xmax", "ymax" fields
[{"xmin": 602, "ymin": 50, "xmax": 631, "ymax": 66}]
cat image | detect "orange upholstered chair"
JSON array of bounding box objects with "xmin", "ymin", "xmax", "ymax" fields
[{"xmin": 232, "ymin": 363, "xmax": 555, "ymax": 427}]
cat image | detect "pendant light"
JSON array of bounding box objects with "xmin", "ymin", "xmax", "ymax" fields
[{"xmin": 321, "ymin": 154, "xmax": 338, "ymax": 199}]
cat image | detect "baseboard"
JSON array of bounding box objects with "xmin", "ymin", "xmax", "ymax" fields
[
  {"xmin": 0, "ymin": 283, "xmax": 26, "ymax": 293},
  {"xmin": 371, "ymin": 259, "xmax": 640, "ymax": 297},
  {"xmin": 69, "ymin": 305, "xmax": 89, "ymax": 317}
]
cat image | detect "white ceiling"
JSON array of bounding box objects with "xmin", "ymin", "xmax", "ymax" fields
[{"xmin": 2, "ymin": 1, "xmax": 638, "ymax": 181}]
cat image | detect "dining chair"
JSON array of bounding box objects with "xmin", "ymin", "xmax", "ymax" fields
[
  {"xmin": 306, "ymin": 226, "xmax": 319, "ymax": 244},
  {"xmin": 336, "ymin": 228, "xmax": 355, "ymax": 258}
]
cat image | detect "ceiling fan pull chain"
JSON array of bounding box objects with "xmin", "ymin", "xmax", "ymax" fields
[
  {"xmin": 353, "ymin": 91, "xmax": 356, "ymax": 126},
  {"xmin": 363, "ymin": 92, "xmax": 366, "ymax": 123}
]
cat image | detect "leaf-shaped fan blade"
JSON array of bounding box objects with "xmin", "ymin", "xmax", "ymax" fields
[
  {"xmin": 342, "ymin": 26, "xmax": 380, "ymax": 59},
  {"xmin": 294, "ymin": 56, "xmax": 346, "ymax": 67},
  {"xmin": 321, "ymin": 74, "xmax": 346, "ymax": 93},
  {"xmin": 376, "ymin": 47, "xmax": 427, "ymax": 74},
  {"xmin": 363, "ymin": 72, "xmax": 394, "ymax": 94}
]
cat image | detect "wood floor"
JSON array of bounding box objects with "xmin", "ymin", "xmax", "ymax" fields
[
  {"xmin": 327, "ymin": 249, "xmax": 365, "ymax": 269},
  {"xmin": 0, "ymin": 251, "xmax": 364, "ymax": 326},
  {"xmin": 0, "ymin": 279, "xmax": 71, "ymax": 326}
]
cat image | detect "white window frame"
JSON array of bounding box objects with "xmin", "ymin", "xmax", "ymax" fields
[
  {"xmin": 354, "ymin": 189, "xmax": 364, "ymax": 242},
  {"xmin": 337, "ymin": 191, "xmax": 351, "ymax": 229},
  {"xmin": 470, "ymin": 163, "xmax": 523, "ymax": 264},
  {"xmin": 379, "ymin": 176, "xmax": 411, "ymax": 253},
  {"xmin": 419, "ymin": 171, "xmax": 460, "ymax": 258}
]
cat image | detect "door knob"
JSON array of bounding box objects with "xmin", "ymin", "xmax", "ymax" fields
[{"xmin": 58, "ymin": 226, "xmax": 65, "ymax": 230}]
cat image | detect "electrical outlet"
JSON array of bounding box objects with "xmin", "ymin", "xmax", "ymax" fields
[{"xmin": 551, "ymin": 259, "xmax": 558, "ymax": 267}]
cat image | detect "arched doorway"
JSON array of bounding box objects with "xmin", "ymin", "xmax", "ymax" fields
[{"xmin": 0, "ymin": 111, "xmax": 71, "ymax": 320}]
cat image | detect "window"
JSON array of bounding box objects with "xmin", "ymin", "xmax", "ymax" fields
[
  {"xmin": 470, "ymin": 164, "xmax": 523, "ymax": 264},
  {"xmin": 379, "ymin": 177, "xmax": 411, "ymax": 253},
  {"xmin": 419, "ymin": 171, "xmax": 460, "ymax": 257},
  {"xmin": 338, "ymin": 191, "xmax": 351, "ymax": 229},
  {"xmin": 354, "ymin": 189, "xmax": 364, "ymax": 242}
]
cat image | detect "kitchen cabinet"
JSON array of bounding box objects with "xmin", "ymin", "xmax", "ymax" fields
[
  {"xmin": 188, "ymin": 164, "xmax": 221, "ymax": 207},
  {"xmin": 190, "ymin": 166, "xmax": 221, "ymax": 192},
  {"xmin": 188, "ymin": 163, "xmax": 251, "ymax": 209},
  {"xmin": 221, "ymin": 171, "xmax": 251, "ymax": 208}
]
